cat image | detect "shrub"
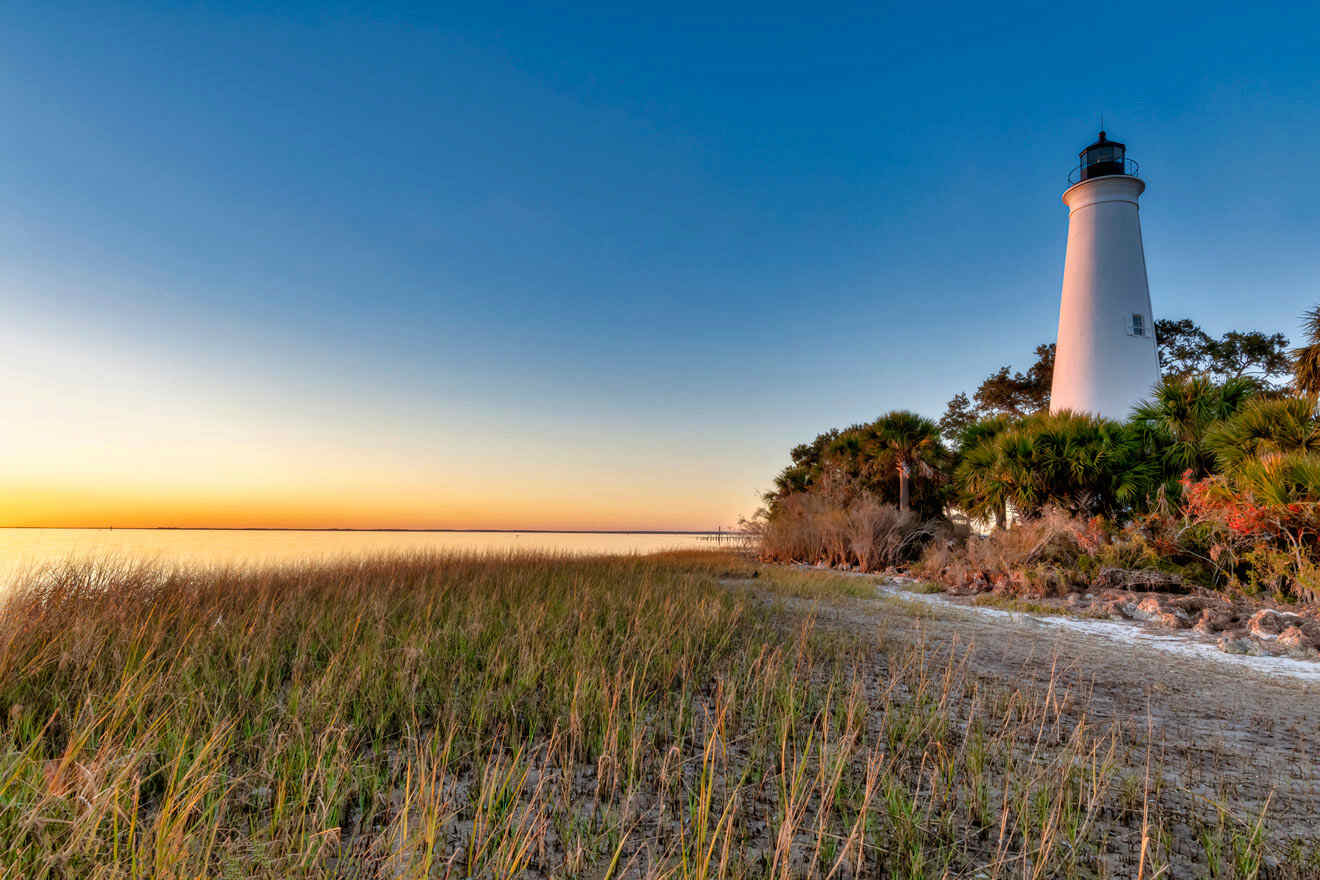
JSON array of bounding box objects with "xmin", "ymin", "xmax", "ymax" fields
[
  {"xmin": 1129, "ymin": 375, "xmax": 1259, "ymax": 481},
  {"xmin": 1181, "ymin": 467, "xmax": 1320, "ymax": 601},
  {"xmin": 1206, "ymin": 395, "xmax": 1320, "ymax": 472},
  {"xmin": 914, "ymin": 508, "xmax": 1104, "ymax": 598},
  {"xmin": 954, "ymin": 412, "xmax": 1159, "ymax": 521}
]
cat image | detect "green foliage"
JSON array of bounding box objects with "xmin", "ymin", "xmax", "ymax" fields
[
  {"xmin": 1213, "ymin": 329, "xmax": 1293, "ymax": 381},
  {"xmin": 1292, "ymin": 305, "xmax": 1320, "ymax": 395},
  {"xmin": 1206, "ymin": 395, "xmax": 1320, "ymax": 472},
  {"xmin": 875, "ymin": 410, "xmax": 943, "ymax": 513},
  {"xmin": 951, "ymin": 418, "xmax": 1021, "ymax": 526},
  {"xmin": 1155, "ymin": 318, "xmax": 1214, "ymax": 377},
  {"xmin": 938, "ymin": 391, "xmax": 976, "ymax": 443},
  {"xmin": 1229, "ymin": 451, "xmax": 1320, "ymax": 507},
  {"xmin": 955, "ymin": 411, "xmax": 1158, "ymax": 520},
  {"xmin": 938, "ymin": 343, "xmax": 1054, "ymax": 442},
  {"xmin": 768, "ymin": 411, "xmax": 949, "ymax": 519},
  {"xmin": 970, "ymin": 343, "xmax": 1054, "ymax": 419},
  {"xmin": 1130, "ymin": 374, "xmax": 1260, "ymax": 480},
  {"xmin": 1155, "ymin": 318, "xmax": 1291, "ymax": 386},
  {"xmin": 767, "ymin": 309, "xmax": 1320, "ymax": 607}
]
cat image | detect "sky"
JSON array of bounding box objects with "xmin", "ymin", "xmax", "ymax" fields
[{"xmin": 2, "ymin": 1, "xmax": 1319, "ymax": 530}]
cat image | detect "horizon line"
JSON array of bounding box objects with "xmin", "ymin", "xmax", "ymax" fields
[{"xmin": 0, "ymin": 526, "xmax": 751, "ymax": 535}]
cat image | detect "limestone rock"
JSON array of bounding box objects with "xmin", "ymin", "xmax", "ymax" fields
[
  {"xmin": 1093, "ymin": 567, "xmax": 1186, "ymax": 593},
  {"xmin": 1247, "ymin": 608, "xmax": 1305, "ymax": 640},
  {"xmin": 1218, "ymin": 635, "xmax": 1262, "ymax": 656}
]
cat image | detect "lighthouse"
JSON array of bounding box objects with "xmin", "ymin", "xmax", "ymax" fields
[{"xmin": 1049, "ymin": 132, "xmax": 1160, "ymax": 420}]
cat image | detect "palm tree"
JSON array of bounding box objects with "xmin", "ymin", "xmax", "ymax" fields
[
  {"xmin": 1294, "ymin": 306, "xmax": 1320, "ymax": 394},
  {"xmin": 1206, "ymin": 395, "xmax": 1320, "ymax": 473},
  {"xmin": 872, "ymin": 411, "xmax": 943, "ymax": 514}
]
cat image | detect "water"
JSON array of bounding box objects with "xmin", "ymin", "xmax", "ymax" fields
[{"xmin": 0, "ymin": 528, "xmax": 734, "ymax": 586}]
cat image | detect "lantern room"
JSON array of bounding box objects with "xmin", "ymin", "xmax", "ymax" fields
[{"xmin": 1078, "ymin": 131, "xmax": 1128, "ymax": 180}]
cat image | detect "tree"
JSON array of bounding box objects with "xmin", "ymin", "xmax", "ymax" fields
[
  {"xmin": 768, "ymin": 413, "xmax": 949, "ymax": 519},
  {"xmin": 938, "ymin": 392, "xmax": 976, "ymax": 443},
  {"xmin": 767, "ymin": 429, "xmax": 840, "ymax": 501},
  {"xmin": 1155, "ymin": 319, "xmax": 1213, "ymax": 378},
  {"xmin": 1210, "ymin": 330, "xmax": 1291, "ymax": 382},
  {"xmin": 1293, "ymin": 306, "xmax": 1320, "ymax": 395},
  {"xmin": 1156, "ymin": 318, "xmax": 1290, "ymax": 385},
  {"xmin": 971, "ymin": 343, "xmax": 1054, "ymax": 418},
  {"xmin": 874, "ymin": 411, "xmax": 943, "ymax": 514}
]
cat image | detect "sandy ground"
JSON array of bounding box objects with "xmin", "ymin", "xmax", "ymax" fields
[{"xmin": 739, "ymin": 572, "xmax": 1320, "ymax": 872}]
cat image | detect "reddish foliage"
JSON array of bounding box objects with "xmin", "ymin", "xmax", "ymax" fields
[{"xmin": 1179, "ymin": 468, "xmax": 1320, "ymax": 569}]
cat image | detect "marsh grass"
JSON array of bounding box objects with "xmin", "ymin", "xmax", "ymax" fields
[{"xmin": 0, "ymin": 550, "xmax": 1290, "ymax": 877}]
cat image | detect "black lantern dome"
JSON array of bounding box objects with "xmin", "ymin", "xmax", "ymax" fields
[{"xmin": 1078, "ymin": 131, "xmax": 1128, "ymax": 181}]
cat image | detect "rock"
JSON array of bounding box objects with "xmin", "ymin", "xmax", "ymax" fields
[
  {"xmin": 1276, "ymin": 626, "xmax": 1316, "ymax": 656},
  {"xmin": 1159, "ymin": 610, "xmax": 1195, "ymax": 629},
  {"xmin": 1193, "ymin": 605, "xmax": 1241, "ymax": 634},
  {"xmin": 1135, "ymin": 596, "xmax": 1163, "ymax": 619},
  {"xmin": 1097, "ymin": 598, "xmax": 1132, "ymax": 620},
  {"xmin": 1274, "ymin": 623, "xmax": 1320, "ymax": 656},
  {"xmin": 1093, "ymin": 567, "xmax": 1186, "ymax": 593},
  {"xmin": 1247, "ymin": 608, "xmax": 1305, "ymax": 640},
  {"xmin": 1121, "ymin": 596, "xmax": 1194, "ymax": 629},
  {"xmin": 1169, "ymin": 596, "xmax": 1209, "ymax": 616},
  {"xmin": 1218, "ymin": 635, "xmax": 1263, "ymax": 656}
]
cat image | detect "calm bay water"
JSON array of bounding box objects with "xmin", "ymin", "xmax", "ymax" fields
[{"xmin": 0, "ymin": 528, "xmax": 729, "ymax": 586}]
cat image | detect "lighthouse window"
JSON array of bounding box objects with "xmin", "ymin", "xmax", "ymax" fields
[{"xmin": 1130, "ymin": 314, "xmax": 1145, "ymax": 337}]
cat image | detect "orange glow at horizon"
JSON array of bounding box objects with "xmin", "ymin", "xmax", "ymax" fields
[
  {"xmin": 1, "ymin": 305, "xmax": 763, "ymax": 533},
  {"xmin": 0, "ymin": 479, "xmax": 748, "ymax": 532}
]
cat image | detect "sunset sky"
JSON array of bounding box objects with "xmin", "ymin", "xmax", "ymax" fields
[{"xmin": 3, "ymin": 2, "xmax": 1320, "ymax": 530}]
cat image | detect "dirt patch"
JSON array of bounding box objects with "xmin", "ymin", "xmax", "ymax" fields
[{"xmin": 733, "ymin": 569, "xmax": 1320, "ymax": 874}]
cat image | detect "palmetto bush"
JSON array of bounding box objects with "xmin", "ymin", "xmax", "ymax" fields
[
  {"xmin": 955, "ymin": 411, "xmax": 1158, "ymax": 521},
  {"xmin": 1130, "ymin": 375, "xmax": 1259, "ymax": 480},
  {"xmin": 1293, "ymin": 305, "xmax": 1320, "ymax": 395},
  {"xmin": 1206, "ymin": 394, "xmax": 1320, "ymax": 472},
  {"xmin": 1231, "ymin": 451, "xmax": 1320, "ymax": 507}
]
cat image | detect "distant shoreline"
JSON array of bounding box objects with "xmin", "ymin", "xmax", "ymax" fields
[{"xmin": 0, "ymin": 526, "xmax": 751, "ymax": 536}]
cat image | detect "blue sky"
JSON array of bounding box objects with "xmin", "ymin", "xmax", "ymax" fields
[{"xmin": 2, "ymin": 2, "xmax": 1318, "ymax": 529}]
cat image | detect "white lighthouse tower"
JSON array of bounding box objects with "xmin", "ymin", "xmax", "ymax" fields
[{"xmin": 1049, "ymin": 132, "xmax": 1160, "ymax": 420}]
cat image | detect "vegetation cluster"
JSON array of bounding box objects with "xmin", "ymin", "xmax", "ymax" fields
[
  {"xmin": 756, "ymin": 311, "xmax": 1320, "ymax": 605},
  {"xmin": 0, "ymin": 552, "xmax": 1301, "ymax": 877}
]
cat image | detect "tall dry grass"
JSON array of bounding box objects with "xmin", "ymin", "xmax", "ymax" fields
[
  {"xmin": 758, "ymin": 494, "xmax": 937, "ymax": 571},
  {"xmin": 0, "ymin": 551, "xmax": 1294, "ymax": 877}
]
